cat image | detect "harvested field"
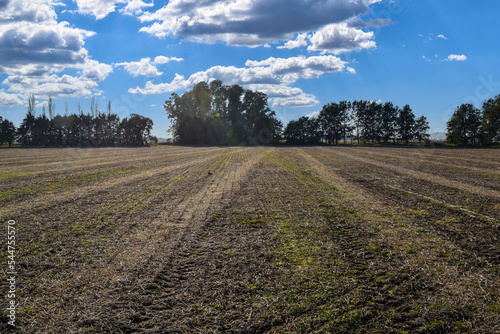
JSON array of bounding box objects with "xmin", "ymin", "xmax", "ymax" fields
[{"xmin": 0, "ymin": 146, "xmax": 499, "ymax": 333}]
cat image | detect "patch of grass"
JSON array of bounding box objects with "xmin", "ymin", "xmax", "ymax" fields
[
  {"xmin": 69, "ymin": 223, "xmax": 85, "ymax": 236},
  {"xmin": 422, "ymin": 319, "xmax": 444, "ymax": 330},
  {"xmin": 407, "ymin": 209, "xmax": 430, "ymax": 216},
  {"xmin": 466, "ymin": 170, "xmax": 500, "ymax": 180},
  {"xmin": 26, "ymin": 242, "xmax": 48, "ymax": 256},
  {"xmin": 368, "ymin": 243, "xmax": 379, "ymax": 252},
  {"xmin": 488, "ymin": 304, "xmax": 500, "ymax": 313},
  {"xmin": 241, "ymin": 218, "xmax": 266, "ymax": 226},
  {"xmin": 0, "ymin": 186, "xmax": 37, "ymax": 202},
  {"xmin": 0, "ymin": 168, "xmax": 132, "ymax": 203},
  {"xmin": 434, "ymin": 217, "xmax": 460, "ymax": 228},
  {"xmin": 0, "ymin": 171, "xmax": 31, "ymax": 181},
  {"xmin": 263, "ymin": 150, "xmax": 333, "ymax": 188}
]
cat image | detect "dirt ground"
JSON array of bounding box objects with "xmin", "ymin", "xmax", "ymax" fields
[{"xmin": 0, "ymin": 146, "xmax": 499, "ymax": 333}]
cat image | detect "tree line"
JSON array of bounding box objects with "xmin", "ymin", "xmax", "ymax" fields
[
  {"xmin": 164, "ymin": 80, "xmax": 432, "ymax": 146},
  {"xmin": 446, "ymin": 94, "xmax": 500, "ymax": 145},
  {"xmin": 284, "ymin": 101, "xmax": 430, "ymax": 145},
  {"xmin": 164, "ymin": 80, "xmax": 283, "ymax": 145},
  {"xmin": 0, "ymin": 95, "xmax": 154, "ymax": 147},
  {"xmin": 5, "ymin": 83, "xmax": 497, "ymax": 148}
]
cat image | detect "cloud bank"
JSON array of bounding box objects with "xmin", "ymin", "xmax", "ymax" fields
[
  {"xmin": 138, "ymin": 0, "xmax": 382, "ymax": 48},
  {"xmin": 0, "ymin": 0, "xmax": 113, "ymax": 102},
  {"xmin": 0, "ymin": 0, "xmax": 389, "ymax": 109},
  {"xmin": 124, "ymin": 0, "xmax": 384, "ymax": 106},
  {"xmin": 129, "ymin": 55, "xmax": 353, "ymax": 107}
]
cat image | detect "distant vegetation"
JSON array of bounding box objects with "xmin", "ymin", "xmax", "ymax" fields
[
  {"xmin": 284, "ymin": 101, "xmax": 430, "ymax": 145},
  {"xmin": 0, "ymin": 95, "xmax": 153, "ymax": 147},
  {"xmin": 0, "ymin": 115, "xmax": 16, "ymax": 147},
  {"xmin": 2, "ymin": 84, "xmax": 499, "ymax": 147},
  {"xmin": 164, "ymin": 80, "xmax": 283, "ymax": 145},
  {"xmin": 446, "ymin": 94, "xmax": 500, "ymax": 145},
  {"xmin": 164, "ymin": 80, "xmax": 431, "ymax": 146}
]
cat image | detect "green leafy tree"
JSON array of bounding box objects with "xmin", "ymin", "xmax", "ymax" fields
[
  {"xmin": 446, "ymin": 104, "xmax": 481, "ymax": 145},
  {"xmin": 380, "ymin": 102, "xmax": 398, "ymax": 144},
  {"xmin": 164, "ymin": 81, "xmax": 281, "ymax": 145},
  {"xmin": 119, "ymin": 114, "xmax": 153, "ymax": 146},
  {"xmin": 225, "ymin": 84, "xmax": 245, "ymax": 144},
  {"xmin": 11, "ymin": 95, "xmax": 151, "ymax": 147},
  {"xmin": 397, "ymin": 105, "xmax": 416, "ymax": 144},
  {"xmin": 481, "ymin": 94, "xmax": 500, "ymax": 144},
  {"xmin": 0, "ymin": 117, "xmax": 16, "ymax": 147},
  {"xmin": 243, "ymin": 90, "xmax": 281, "ymax": 145},
  {"xmin": 351, "ymin": 100, "xmax": 383, "ymax": 143},
  {"xmin": 284, "ymin": 116, "xmax": 321, "ymax": 145},
  {"xmin": 51, "ymin": 115, "xmax": 66, "ymax": 146},
  {"xmin": 17, "ymin": 95, "xmax": 36, "ymax": 146},
  {"xmin": 102, "ymin": 114, "xmax": 121, "ymax": 146},
  {"xmin": 283, "ymin": 119, "xmax": 302, "ymax": 145},
  {"xmin": 65, "ymin": 114, "xmax": 80, "ymax": 146},
  {"xmin": 32, "ymin": 113, "xmax": 53, "ymax": 146},
  {"xmin": 319, "ymin": 101, "xmax": 350, "ymax": 145},
  {"xmin": 351, "ymin": 100, "xmax": 368, "ymax": 143},
  {"xmin": 368, "ymin": 101, "xmax": 383, "ymax": 143},
  {"xmin": 414, "ymin": 116, "xmax": 430, "ymax": 143}
]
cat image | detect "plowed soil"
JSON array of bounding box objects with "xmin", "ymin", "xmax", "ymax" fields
[{"xmin": 1, "ymin": 146, "xmax": 499, "ymax": 333}]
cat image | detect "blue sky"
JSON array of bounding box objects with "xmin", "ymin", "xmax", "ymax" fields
[{"xmin": 1, "ymin": 0, "xmax": 499, "ymax": 138}]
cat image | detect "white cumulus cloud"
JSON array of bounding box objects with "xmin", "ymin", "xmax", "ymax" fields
[
  {"xmin": 277, "ymin": 33, "xmax": 310, "ymax": 50},
  {"xmin": 0, "ymin": 89, "xmax": 25, "ymax": 107},
  {"xmin": 139, "ymin": 0, "xmax": 380, "ymax": 47},
  {"xmin": 115, "ymin": 56, "xmax": 184, "ymax": 77},
  {"xmin": 446, "ymin": 54, "xmax": 467, "ymax": 61},
  {"xmin": 0, "ymin": 0, "xmax": 95, "ymax": 76},
  {"xmin": 246, "ymin": 84, "xmax": 319, "ymax": 107},
  {"xmin": 306, "ymin": 111, "xmax": 320, "ymax": 118},
  {"xmin": 120, "ymin": 0, "xmax": 153, "ymax": 16},
  {"xmin": 115, "ymin": 58, "xmax": 164, "ymax": 77},
  {"xmin": 0, "ymin": 0, "xmax": 113, "ymax": 103},
  {"xmin": 128, "ymin": 73, "xmax": 191, "ymax": 94},
  {"xmin": 129, "ymin": 55, "xmax": 352, "ymax": 108},
  {"xmin": 308, "ymin": 23, "xmax": 376, "ymax": 54},
  {"xmin": 73, "ymin": 0, "xmax": 125, "ymax": 20},
  {"xmin": 81, "ymin": 59, "xmax": 114, "ymax": 82},
  {"xmin": 153, "ymin": 56, "xmax": 183, "ymax": 64},
  {"xmin": 272, "ymin": 94, "xmax": 319, "ymax": 108},
  {"xmin": 74, "ymin": 0, "xmax": 155, "ymax": 19},
  {"xmin": 3, "ymin": 73, "xmax": 101, "ymax": 99}
]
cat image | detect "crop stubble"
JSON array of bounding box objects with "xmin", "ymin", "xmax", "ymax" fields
[{"xmin": 0, "ymin": 146, "xmax": 498, "ymax": 333}]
